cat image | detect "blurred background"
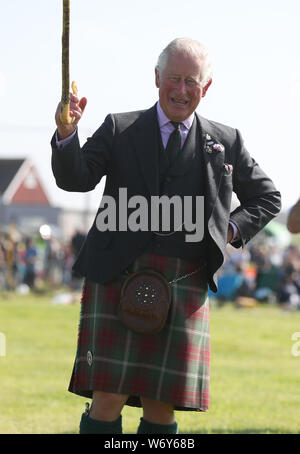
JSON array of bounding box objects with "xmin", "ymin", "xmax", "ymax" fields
[
  {"xmin": 0, "ymin": 0, "xmax": 299, "ymax": 304},
  {"xmin": 0, "ymin": 0, "xmax": 300, "ymax": 434}
]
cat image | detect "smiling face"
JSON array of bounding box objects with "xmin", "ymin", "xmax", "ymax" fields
[{"xmin": 155, "ymin": 51, "xmax": 205, "ymax": 122}]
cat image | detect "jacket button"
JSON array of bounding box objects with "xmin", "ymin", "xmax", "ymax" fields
[{"xmin": 87, "ymin": 351, "xmax": 93, "ymax": 366}]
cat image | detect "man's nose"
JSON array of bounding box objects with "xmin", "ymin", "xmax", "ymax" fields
[{"xmin": 176, "ymin": 79, "xmax": 187, "ymax": 95}]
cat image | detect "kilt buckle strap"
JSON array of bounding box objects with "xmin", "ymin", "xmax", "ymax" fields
[{"xmin": 168, "ymin": 263, "xmax": 206, "ymax": 285}]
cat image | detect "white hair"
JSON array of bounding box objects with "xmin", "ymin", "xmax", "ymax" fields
[{"xmin": 156, "ymin": 38, "xmax": 212, "ymax": 87}]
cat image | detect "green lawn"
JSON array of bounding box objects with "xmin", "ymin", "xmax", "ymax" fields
[{"xmin": 0, "ymin": 292, "xmax": 300, "ymax": 434}]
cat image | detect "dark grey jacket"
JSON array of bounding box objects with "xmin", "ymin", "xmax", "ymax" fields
[{"xmin": 51, "ymin": 104, "xmax": 281, "ymax": 292}]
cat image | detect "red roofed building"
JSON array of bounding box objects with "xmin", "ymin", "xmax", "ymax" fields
[{"xmin": 0, "ymin": 158, "xmax": 60, "ymax": 234}]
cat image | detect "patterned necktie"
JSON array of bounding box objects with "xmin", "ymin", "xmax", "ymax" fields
[{"xmin": 165, "ymin": 121, "xmax": 182, "ymax": 165}]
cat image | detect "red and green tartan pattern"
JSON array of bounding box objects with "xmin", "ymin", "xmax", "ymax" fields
[{"xmin": 69, "ymin": 253, "xmax": 210, "ymax": 412}]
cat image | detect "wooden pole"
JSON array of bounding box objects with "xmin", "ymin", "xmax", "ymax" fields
[{"xmin": 60, "ymin": 0, "xmax": 77, "ymax": 124}]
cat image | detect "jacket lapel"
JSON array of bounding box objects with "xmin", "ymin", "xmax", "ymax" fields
[
  {"xmin": 131, "ymin": 104, "xmax": 160, "ymax": 196},
  {"xmin": 196, "ymin": 114, "xmax": 225, "ymax": 222}
]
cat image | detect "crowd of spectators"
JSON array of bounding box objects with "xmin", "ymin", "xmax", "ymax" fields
[
  {"xmin": 210, "ymin": 239, "xmax": 300, "ymax": 310},
  {"xmin": 0, "ymin": 227, "xmax": 300, "ymax": 309},
  {"xmin": 0, "ymin": 228, "xmax": 86, "ymax": 293}
]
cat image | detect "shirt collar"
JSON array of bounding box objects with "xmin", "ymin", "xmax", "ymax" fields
[{"xmin": 156, "ymin": 101, "xmax": 194, "ymax": 130}]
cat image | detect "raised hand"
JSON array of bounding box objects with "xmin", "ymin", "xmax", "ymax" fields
[{"xmin": 55, "ymin": 90, "xmax": 87, "ymax": 140}]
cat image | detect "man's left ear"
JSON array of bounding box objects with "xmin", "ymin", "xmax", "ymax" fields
[{"xmin": 202, "ymin": 79, "xmax": 212, "ymax": 97}]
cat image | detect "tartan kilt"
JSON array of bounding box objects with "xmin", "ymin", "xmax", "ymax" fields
[{"xmin": 69, "ymin": 253, "xmax": 210, "ymax": 412}]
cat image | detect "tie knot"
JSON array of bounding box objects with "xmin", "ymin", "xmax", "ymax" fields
[{"xmin": 170, "ymin": 121, "xmax": 181, "ymax": 131}]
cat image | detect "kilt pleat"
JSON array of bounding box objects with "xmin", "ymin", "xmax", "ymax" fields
[{"xmin": 68, "ymin": 253, "xmax": 210, "ymax": 411}]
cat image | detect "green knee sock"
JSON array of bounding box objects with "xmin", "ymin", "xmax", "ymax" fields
[
  {"xmin": 79, "ymin": 413, "xmax": 122, "ymax": 434},
  {"xmin": 137, "ymin": 417, "xmax": 178, "ymax": 434}
]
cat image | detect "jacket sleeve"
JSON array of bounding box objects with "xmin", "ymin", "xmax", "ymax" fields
[
  {"xmin": 229, "ymin": 129, "xmax": 281, "ymax": 248},
  {"xmin": 50, "ymin": 114, "xmax": 115, "ymax": 192}
]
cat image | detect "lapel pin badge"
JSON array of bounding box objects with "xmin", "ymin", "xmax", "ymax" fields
[
  {"xmin": 213, "ymin": 143, "xmax": 225, "ymax": 152},
  {"xmin": 205, "ymin": 134, "xmax": 225, "ymax": 154}
]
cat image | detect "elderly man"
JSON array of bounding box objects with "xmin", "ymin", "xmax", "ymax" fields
[{"xmin": 51, "ymin": 38, "xmax": 281, "ymax": 434}]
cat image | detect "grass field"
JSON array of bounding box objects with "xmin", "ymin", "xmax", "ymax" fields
[{"xmin": 0, "ymin": 291, "xmax": 300, "ymax": 434}]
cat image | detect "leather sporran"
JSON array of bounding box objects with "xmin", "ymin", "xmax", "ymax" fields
[{"xmin": 118, "ymin": 269, "xmax": 172, "ymax": 334}]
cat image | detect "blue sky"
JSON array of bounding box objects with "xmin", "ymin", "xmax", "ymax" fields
[{"xmin": 0, "ymin": 0, "xmax": 299, "ymax": 212}]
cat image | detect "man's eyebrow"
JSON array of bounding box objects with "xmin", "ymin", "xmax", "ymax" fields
[{"xmin": 166, "ymin": 72, "xmax": 199, "ymax": 81}]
